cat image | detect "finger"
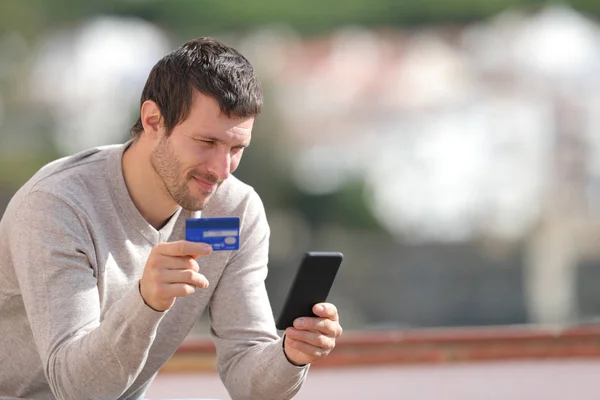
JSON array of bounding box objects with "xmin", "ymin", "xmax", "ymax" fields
[
  {"xmin": 159, "ymin": 282, "xmax": 197, "ymax": 298},
  {"xmin": 286, "ymin": 328, "xmax": 336, "ymax": 351},
  {"xmin": 286, "ymin": 329, "xmax": 335, "ymax": 355},
  {"xmin": 152, "ymin": 255, "xmax": 201, "ymax": 272},
  {"xmin": 312, "ymin": 303, "xmax": 338, "ymax": 320},
  {"xmin": 161, "ymin": 269, "xmax": 209, "ymax": 288},
  {"xmin": 284, "ymin": 336, "xmax": 326, "ymax": 361},
  {"xmin": 157, "ymin": 240, "xmax": 212, "ymax": 258},
  {"xmin": 293, "ymin": 317, "xmax": 341, "ymax": 337}
]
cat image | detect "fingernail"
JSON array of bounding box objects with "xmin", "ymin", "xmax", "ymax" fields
[
  {"xmin": 295, "ymin": 319, "xmax": 305, "ymax": 328},
  {"xmin": 316, "ymin": 305, "xmax": 325, "ymax": 313}
]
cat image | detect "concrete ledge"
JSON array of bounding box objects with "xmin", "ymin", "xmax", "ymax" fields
[{"xmin": 159, "ymin": 325, "xmax": 600, "ymax": 373}]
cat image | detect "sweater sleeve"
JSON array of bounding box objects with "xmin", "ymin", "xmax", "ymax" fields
[
  {"xmin": 9, "ymin": 191, "xmax": 165, "ymax": 400},
  {"xmin": 208, "ymin": 189, "xmax": 309, "ymax": 400}
]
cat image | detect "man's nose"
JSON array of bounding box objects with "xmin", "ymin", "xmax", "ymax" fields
[{"xmin": 206, "ymin": 148, "xmax": 231, "ymax": 181}]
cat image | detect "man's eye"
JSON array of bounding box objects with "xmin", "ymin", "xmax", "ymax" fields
[{"xmin": 200, "ymin": 140, "xmax": 215, "ymax": 145}]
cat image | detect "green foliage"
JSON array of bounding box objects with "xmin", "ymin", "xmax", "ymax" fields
[
  {"xmin": 290, "ymin": 181, "xmax": 384, "ymax": 231},
  {"xmin": 111, "ymin": 0, "xmax": 550, "ymax": 37},
  {"xmin": 4, "ymin": 0, "xmax": 597, "ymax": 41},
  {"xmin": 112, "ymin": 0, "xmax": 593, "ymax": 37},
  {"xmin": 0, "ymin": 151, "xmax": 59, "ymax": 190}
]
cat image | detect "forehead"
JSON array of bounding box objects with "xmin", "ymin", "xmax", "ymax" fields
[{"xmin": 181, "ymin": 91, "xmax": 254, "ymax": 139}]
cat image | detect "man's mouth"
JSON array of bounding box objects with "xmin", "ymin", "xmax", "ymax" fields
[{"xmin": 192, "ymin": 176, "xmax": 219, "ymax": 192}]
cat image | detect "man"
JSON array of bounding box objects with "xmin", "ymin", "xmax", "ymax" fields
[{"xmin": 0, "ymin": 37, "xmax": 343, "ymax": 399}]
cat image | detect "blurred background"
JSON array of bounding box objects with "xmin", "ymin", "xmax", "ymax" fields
[{"xmin": 3, "ymin": 0, "xmax": 600, "ymax": 398}]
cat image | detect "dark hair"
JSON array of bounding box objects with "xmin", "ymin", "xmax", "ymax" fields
[{"xmin": 130, "ymin": 37, "xmax": 263, "ymax": 138}]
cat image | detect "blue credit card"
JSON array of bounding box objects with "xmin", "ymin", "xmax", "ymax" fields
[{"xmin": 185, "ymin": 217, "xmax": 240, "ymax": 251}]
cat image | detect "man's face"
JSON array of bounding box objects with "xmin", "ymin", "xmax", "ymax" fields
[{"xmin": 150, "ymin": 92, "xmax": 254, "ymax": 211}]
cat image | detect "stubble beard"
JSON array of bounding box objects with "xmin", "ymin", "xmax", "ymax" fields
[{"xmin": 150, "ymin": 136, "xmax": 220, "ymax": 211}]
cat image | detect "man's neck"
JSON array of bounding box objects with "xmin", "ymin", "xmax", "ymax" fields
[{"xmin": 121, "ymin": 139, "xmax": 179, "ymax": 230}]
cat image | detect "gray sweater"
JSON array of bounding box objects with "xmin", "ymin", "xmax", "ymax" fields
[{"xmin": 0, "ymin": 143, "xmax": 308, "ymax": 400}]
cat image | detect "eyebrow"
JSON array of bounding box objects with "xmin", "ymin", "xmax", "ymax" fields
[{"xmin": 191, "ymin": 134, "xmax": 250, "ymax": 147}]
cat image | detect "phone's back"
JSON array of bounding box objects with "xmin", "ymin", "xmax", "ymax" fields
[{"xmin": 276, "ymin": 252, "xmax": 343, "ymax": 330}]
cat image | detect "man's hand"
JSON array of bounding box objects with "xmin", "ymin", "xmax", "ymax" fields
[
  {"xmin": 283, "ymin": 303, "xmax": 343, "ymax": 366},
  {"xmin": 140, "ymin": 240, "xmax": 212, "ymax": 311}
]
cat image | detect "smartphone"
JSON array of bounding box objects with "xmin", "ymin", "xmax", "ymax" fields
[{"xmin": 275, "ymin": 251, "xmax": 343, "ymax": 330}]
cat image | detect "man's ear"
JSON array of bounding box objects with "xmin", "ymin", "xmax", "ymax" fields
[{"xmin": 140, "ymin": 100, "xmax": 164, "ymax": 139}]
